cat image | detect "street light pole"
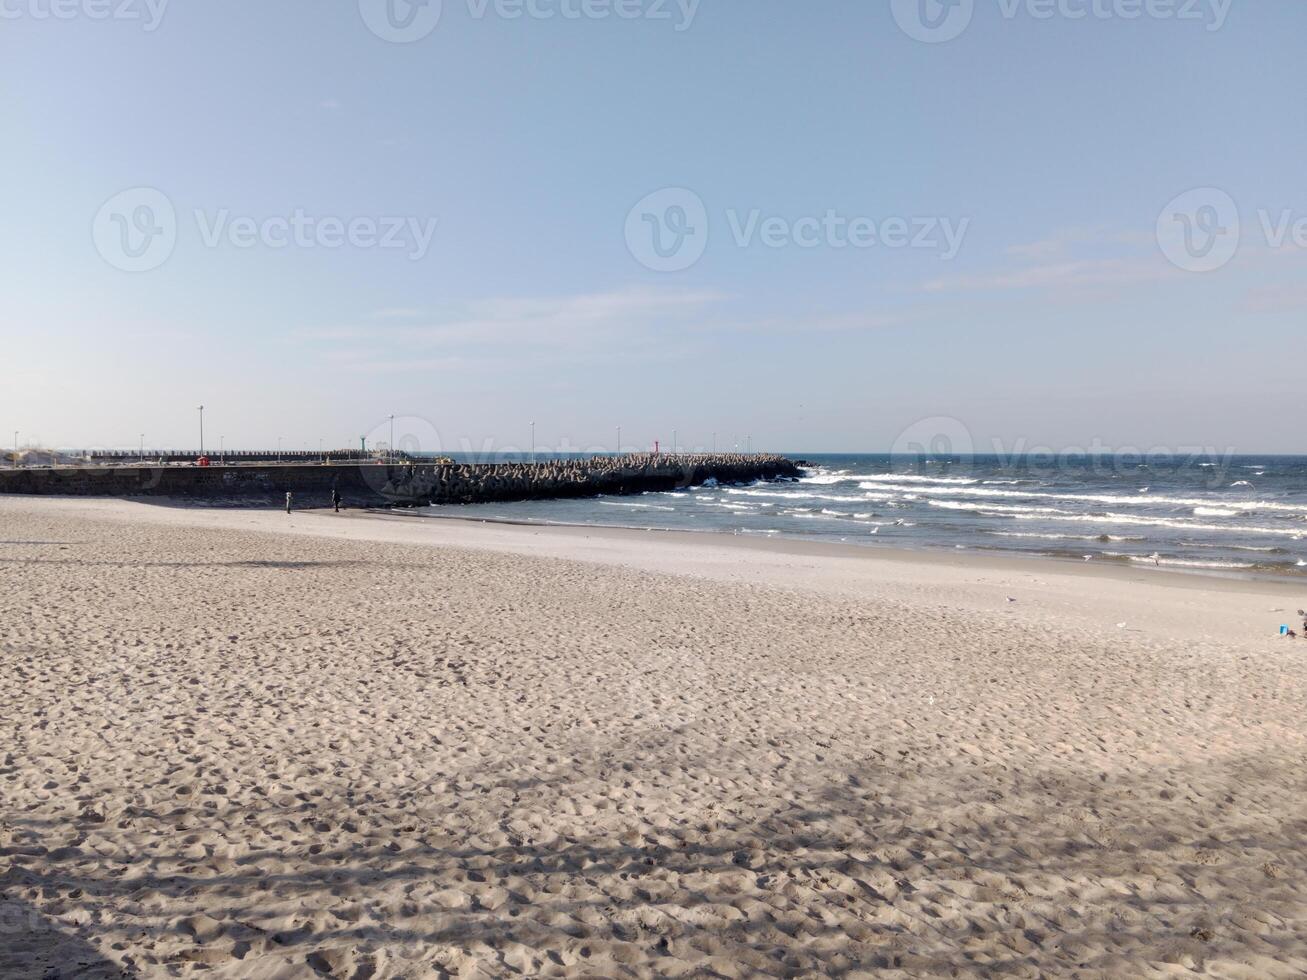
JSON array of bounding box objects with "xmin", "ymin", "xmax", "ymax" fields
[
  {"xmin": 530, "ymin": 421, "xmax": 536, "ymax": 464},
  {"xmin": 219, "ymin": 436, "xmax": 224, "ymax": 462},
  {"xmin": 616, "ymin": 426, "xmax": 621, "ymax": 457},
  {"xmin": 197, "ymin": 405, "xmax": 204, "ymax": 455},
  {"xmin": 13, "ymin": 431, "xmax": 17, "ymax": 468},
  {"xmin": 389, "ymin": 415, "xmax": 395, "ymax": 463},
  {"xmin": 277, "ymin": 437, "xmax": 282, "ymax": 462},
  {"xmin": 672, "ymin": 429, "xmax": 677, "ymax": 456}
]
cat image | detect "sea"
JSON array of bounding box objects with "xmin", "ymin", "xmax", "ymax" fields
[{"xmin": 421, "ymin": 454, "xmax": 1307, "ymax": 579}]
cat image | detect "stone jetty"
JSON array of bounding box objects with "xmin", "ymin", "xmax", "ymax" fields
[{"xmin": 0, "ymin": 454, "xmax": 804, "ymax": 508}]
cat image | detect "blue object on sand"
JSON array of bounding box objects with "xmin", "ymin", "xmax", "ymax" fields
[{"xmin": 1281, "ymin": 625, "xmax": 1290, "ymax": 635}]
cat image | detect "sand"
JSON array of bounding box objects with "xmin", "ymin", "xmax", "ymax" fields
[{"xmin": 2, "ymin": 496, "xmax": 1306, "ymax": 979}]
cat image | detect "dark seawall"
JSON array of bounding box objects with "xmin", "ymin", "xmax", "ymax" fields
[{"xmin": 0, "ymin": 455, "xmax": 804, "ymax": 508}]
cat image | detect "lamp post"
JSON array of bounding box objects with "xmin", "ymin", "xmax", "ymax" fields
[
  {"xmin": 277, "ymin": 437, "xmax": 282, "ymax": 462},
  {"xmin": 13, "ymin": 431, "xmax": 17, "ymax": 468},
  {"xmin": 712, "ymin": 431, "xmax": 716, "ymax": 454},
  {"xmin": 139, "ymin": 433, "xmax": 144, "ymax": 459},
  {"xmin": 197, "ymin": 405, "xmax": 204, "ymax": 455},
  {"xmin": 672, "ymin": 429, "xmax": 677, "ymax": 456},
  {"xmin": 530, "ymin": 421, "xmax": 536, "ymax": 464},
  {"xmin": 616, "ymin": 426, "xmax": 621, "ymax": 457},
  {"xmin": 219, "ymin": 435, "xmax": 224, "ymax": 463},
  {"xmin": 389, "ymin": 415, "xmax": 395, "ymax": 463}
]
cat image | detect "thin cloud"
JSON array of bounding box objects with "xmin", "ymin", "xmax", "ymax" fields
[
  {"xmin": 300, "ymin": 287, "xmax": 727, "ymax": 365},
  {"xmin": 922, "ymin": 257, "xmax": 1175, "ymax": 293},
  {"xmin": 1005, "ymin": 226, "xmax": 1150, "ymax": 260},
  {"xmin": 1242, "ymin": 283, "xmax": 1307, "ymax": 313}
]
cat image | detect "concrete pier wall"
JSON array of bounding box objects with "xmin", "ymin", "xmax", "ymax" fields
[{"xmin": 0, "ymin": 455, "xmax": 803, "ymax": 508}]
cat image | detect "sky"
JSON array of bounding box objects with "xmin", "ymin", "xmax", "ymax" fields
[{"xmin": 1, "ymin": 0, "xmax": 1303, "ymax": 455}]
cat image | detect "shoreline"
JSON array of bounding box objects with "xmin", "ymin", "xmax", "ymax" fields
[
  {"xmin": 380, "ymin": 504, "xmax": 1307, "ymax": 588},
  {"xmin": 5, "ymin": 494, "xmax": 1302, "ymax": 649}
]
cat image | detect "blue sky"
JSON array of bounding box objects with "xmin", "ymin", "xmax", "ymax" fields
[{"xmin": 2, "ymin": 0, "xmax": 1303, "ymax": 454}]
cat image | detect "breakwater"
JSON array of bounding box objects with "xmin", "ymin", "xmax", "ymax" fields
[
  {"xmin": 0, "ymin": 454, "xmax": 803, "ymax": 508},
  {"xmin": 81, "ymin": 449, "xmax": 404, "ymax": 465}
]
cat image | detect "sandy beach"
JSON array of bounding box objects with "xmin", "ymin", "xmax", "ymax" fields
[{"xmin": 3, "ymin": 495, "xmax": 1306, "ymax": 978}]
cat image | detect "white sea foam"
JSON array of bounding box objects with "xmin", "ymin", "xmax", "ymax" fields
[
  {"xmin": 993, "ymin": 510, "xmax": 1301, "ymax": 537},
  {"xmin": 1193, "ymin": 507, "xmax": 1242, "ymax": 517},
  {"xmin": 800, "ymin": 470, "xmax": 855, "ymax": 485},
  {"xmin": 987, "ymin": 531, "xmax": 1145, "ymax": 542},
  {"xmin": 858, "ymin": 481, "xmax": 1305, "ymax": 515},
  {"xmin": 598, "ymin": 501, "xmax": 677, "ymax": 512},
  {"xmin": 727, "ymin": 489, "xmax": 852, "ymax": 503},
  {"xmin": 1128, "ymin": 555, "xmax": 1255, "ymax": 570},
  {"xmin": 856, "ymin": 473, "xmax": 979, "ymax": 485},
  {"xmin": 929, "ymin": 500, "xmax": 1075, "ymax": 516}
]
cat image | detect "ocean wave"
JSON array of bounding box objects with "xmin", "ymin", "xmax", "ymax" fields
[
  {"xmin": 1128, "ymin": 555, "xmax": 1254, "ymax": 570},
  {"xmin": 929, "ymin": 500, "xmax": 1074, "ymax": 516},
  {"xmin": 1193, "ymin": 507, "xmax": 1242, "ymax": 517},
  {"xmin": 726, "ymin": 489, "xmax": 852, "ymax": 503},
  {"xmin": 800, "ymin": 470, "xmax": 856, "ymax": 485},
  {"xmin": 857, "ymin": 481, "xmax": 1305, "ymax": 515},
  {"xmin": 856, "ymin": 473, "xmax": 979, "ymax": 485},
  {"xmin": 1179, "ymin": 540, "xmax": 1288, "ymax": 554},
  {"xmin": 598, "ymin": 501, "xmax": 677, "ymax": 512},
  {"xmin": 986, "ymin": 531, "xmax": 1146, "ymax": 543},
  {"xmin": 999, "ymin": 510, "xmax": 1302, "ymax": 537}
]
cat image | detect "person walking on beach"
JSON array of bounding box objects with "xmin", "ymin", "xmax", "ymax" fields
[
  {"xmin": 331, "ymin": 488, "xmax": 341, "ymax": 513},
  {"xmin": 285, "ymin": 491, "xmax": 293, "ymax": 514}
]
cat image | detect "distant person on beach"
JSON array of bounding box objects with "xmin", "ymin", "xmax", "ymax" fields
[
  {"xmin": 332, "ymin": 489, "xmax": 341, "ymax": 512},
  {"xmin": 285, "ymin": 491, "xmax": 293, "ymax": 514}
]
